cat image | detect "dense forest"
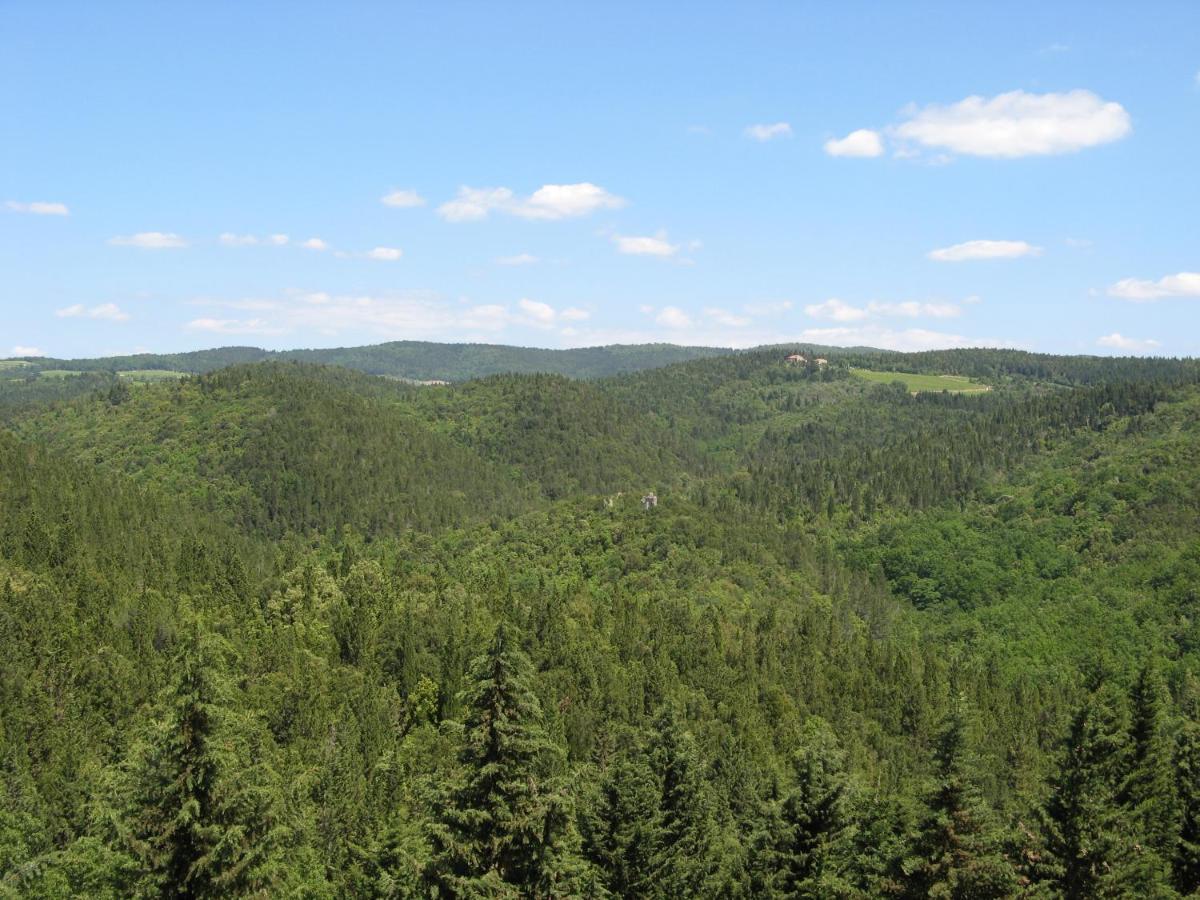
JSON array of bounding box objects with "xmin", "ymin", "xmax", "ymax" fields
[
  {"xmin": 0, "ymin": 340, "xmax": 732, "ymax": 383},
  {"xmin": 2, "ymin": 344, "xmax": 1200, "ymax": 897}
]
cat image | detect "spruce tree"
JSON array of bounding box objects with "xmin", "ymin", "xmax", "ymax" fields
[
  {"xmin": 1173, "ymin": 721, "xmax": 1200, "ymax": 895},
  {"xmin": 427, "ymin": 622, "xmax": 585, "ymax": 898},
  {"xmin": 901, "ymin": 698, "xmax": 1017, "ymax": 899},
  {"xmin": 1120, "ymin": 661, "xmax": 1181, "ymax": 858},
  {"xmin": 752, "ymin": 717, "xmax": 855, "ymax": 898},
  {"xmin": 1037, "ymin": 685, "xmax": 1130, "ymax": 899}
]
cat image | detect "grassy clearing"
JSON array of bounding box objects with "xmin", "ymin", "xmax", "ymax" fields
[
  {"xmin": 36, "ymin": 369, "xmax": 84, "ymax": 379},
  {"xmin": 851, "ymin": 367, "xmax": 991, "ymax": 394},
  {"xmin": 119, "ymin": 369, "xmax": 188, "ymax": 382},
  {"xmin": 0, "ymin": 360, "xmax": 34, "ymax": 370}
]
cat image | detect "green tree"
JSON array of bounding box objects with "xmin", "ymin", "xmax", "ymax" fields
[
  {"xmin": 426, "ymin": 623, "xmax": 585, "ymax": 898},
  {"xmin": 900, "ymin": 699, "xmax": 1017, "ymax": 899}
]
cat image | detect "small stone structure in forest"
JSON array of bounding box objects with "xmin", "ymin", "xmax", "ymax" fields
[{"xmin": 641, "ymin": 492, "xmax": 658, "ymax": 510}]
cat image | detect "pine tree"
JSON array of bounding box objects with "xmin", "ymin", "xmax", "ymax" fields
[
  {"xmin": 1121, "ymin": 661, "xmax": 1181, "ymax": 857},
  {"xmin": 901, "ymin": 698, "xmax": 1018, "ymax": 899},
  {"xmin": 580, "ymin": 745, "xmax": 660, "ymax": 898},
  {"xmin": 1037, "ymin": 685, "xmax": 1132, "ymax": 899},
  {"xmin": 1173, "ymin": 721, "xmax": 1200, "ymax": 895},
  {"xmin": 116, "ymin": 627, "xmax": 287, "ymax": 898},
  {"xmin": 426, "ymin": 622, "xmax": 585, "ymax": 898},
  {"xmin": 752, "ymin": 717, "xmax": 855, "ymax": 898},
  {"xmin": 645, "ymin": 706, "xmax": 722, "ymax": 898}
]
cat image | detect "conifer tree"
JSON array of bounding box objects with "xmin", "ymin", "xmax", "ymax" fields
[
  {"xmin": 901, "ymin": 698, "xmax": 1018, "ymax": 899},
  {"xmin": 116, "ymin": 626, "xmax": 288, "ymax": 898},
  {"xmin": 1120, "ymin": 661, "xmax": 1181, "ymax": 858},
  {"xmin": 1172, "ymin": 721, "xmax": 1200, "ymax": 895},
  {"xmin": 752, "ymin": 717, "xmax": 855, "ymax": 898},
  {"xmin": 645, "ymin": 706, "xmax": 722, "ymax": 898},
  {"xmin": 1037, "ymin": 685, "xmax": 1131, "ymax": 899},
  {"xmin": 426, "ymin": 622, "xmax": 585, "ymax": 898}
]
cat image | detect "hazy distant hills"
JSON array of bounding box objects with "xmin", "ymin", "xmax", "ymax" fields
[{"xmin": 3, "ymin": 340, "xmax": 734, "ymax": 382}]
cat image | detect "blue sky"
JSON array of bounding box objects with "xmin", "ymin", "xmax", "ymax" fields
[{"xmin": 2, "ymin": 1, "xmax": 1198, "ymax": 359}]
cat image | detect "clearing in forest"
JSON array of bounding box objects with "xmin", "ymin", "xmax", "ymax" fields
[{"xmin": 850, "ymin": 368, "xmax": 991, "ymax": 394}]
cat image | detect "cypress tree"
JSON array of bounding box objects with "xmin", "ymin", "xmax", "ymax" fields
[{"xmin": 426, "ymin": 622, "xmax": 585, "ymax": 898}]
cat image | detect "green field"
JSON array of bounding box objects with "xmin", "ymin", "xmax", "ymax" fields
[
  {"xmin": 36, "ymin": 369, "xmax": 84, "ymax": 379},
  {"xmin": 119, "ymin": 369, "xmax": 188, "ymax": 382},
  {"xmin": 851, "ymin": 367, "xmax": 991, "ymax": 393}
]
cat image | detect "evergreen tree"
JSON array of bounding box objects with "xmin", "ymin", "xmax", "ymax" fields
[
  {"xmin": 1121, "ymin": 661, "xmax": 1181, "ymax": 858},
  {"xmin": 1173, "ymin": 721, "xmax": 1200, "ymax": 895},
  {"xmin": 752, "ymin": 717, "xmax": 855, "ymax": 898},
  {"xmin": 645, "ymin": 706, "xmax": 722, "ymax": 898},
  {"xmin": 900, "ymin": 698, "xmax": 1017, "ymax": 899},
  {"xmin": 116, "ymin": 627, "xmax": 286, "ymax": 898},
  {"xmin": 426, "ymin": 622, "xmax": 585, "ymax": 898},
  {"xmin": 580, "ymin": 744, "xmax": 660, "ymax": 898}
]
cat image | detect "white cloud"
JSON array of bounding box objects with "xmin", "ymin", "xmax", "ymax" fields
[
  {"xmin": 1108, "ymin": 272, "xmax": 1200, "ymax": 302},
  {"xmin": 1096, "ymin": 332, "xmax": 1161, "ymax": 352},
  {"xmin": 560, "ymin": 307, "xmax": 590, "ymax": 321},
  {"xmin": 6, "ymin": 200, "xmax": 69, "ymax": 216},
  {"xmin": 517, "ymin": 298, "xmax": 556, "ymax": 325},
  {"xmin": 220, "ymin": 232, "xmax": 290, "ymax": 247},
  {"xmin": 613, "ymin": 231, "xmax": 680, "ymax": 257},
  {"xmin": 893, "ymin": 89, "xmax": 1131, "ymax": 158},
  {"xmin": 868, "ymin": 301, "xmax": 962, "ymax": 318},
  {"xmin": 704, "ymin": 308, "xmax": 751, "ymax": 328},
  {"xmin": 745, "ymin": 122, "xmax": 792, "ymax": 142},
  {"xmin": 437, "ymin": 183, "xmax": 625, "ymax": 222},
  {"xmin": 824, "ymin": 129, "xmax": 884, "ymax": 158},
  {"xmin": 928, "ymin": 239, "xmax": 1042, "ymax": 262},
  {"xmin": 108, "ymin": 231, "xmax": 188, "ymax": 249},
  {"xmin": 797, "ymin": 326, "xmax": 1005, "ymax": 352},
  {"xmin": 380, "ymin": 189, "xmax": 426, "ymax": 208},
  {"xmin": 301, "ymin": 237, "xmax": 329, "ymax": 251},
  {"xmin": 11, "ymin": 345, "xmax": 44, "ymax": 357},
  {"xmin": 744, "ymin": 300, "xmax": 794, "ymax": 315},
  {"xmin": 496, "ymin": 253, "xmax": 538, "ymax": 266},
  {"xmin": 805, "ymin": 298, "xmax": 869, "ymax": 322},
  {"xmin": 365, "ymin": 246, "xmax": 403, "ymax": 261},
  {"xmin": 55, "ymin": 302, "xmax": 129, "ymax": 321},
  {"xmin": 655, "ymin": 306, "xmax": 692, "ymax": 328},
  {"xmin": 187, "ymin": 317, "xmax": 283, "ymax": 336}
]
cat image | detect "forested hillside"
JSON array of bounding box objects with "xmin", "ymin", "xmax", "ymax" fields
[
  {"xmin": 0, "ymin": 340, "xmax": 731, "ymax": 383},
  {"xmin": 3, "ymin": 346, "xmax": 1200, "ymax": 897}
]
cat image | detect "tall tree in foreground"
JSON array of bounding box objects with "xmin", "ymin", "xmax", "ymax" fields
[
  {"xmin": 426, "ymin": 622, "xmax": 585, "ymax": 898},
  {"xmin": 114, "ymin": 626, "xmax": 289, "ymax": 898},
  {"xmin": 899, "ymin": 698, "xmax": 1018, "ymax": 899},
  {"xmin": 1172, "ymin": 720, "xmax": 1200, "ymax": 895}
]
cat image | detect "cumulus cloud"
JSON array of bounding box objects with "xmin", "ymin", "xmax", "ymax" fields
[
  {"xmin": 301, "ymin": 237, "xmax": 329, "ymax": 251},
  {"xmin": 364, "ymin": 246, "xmax": 403, "ymax": 261},
  {"xmin": 805, "ymin": 298, "xmax": 870, "ymax": 322},
  {"xmin": 6, "ymin": 200, "xmax": 69, "ymax": 216},
  {"xmin": 613, "ymin": 231, "xmax": 680, "ymax": 257},
  {"xmin": 186, "ymin": 292, "xmax": 594, "ymax": 341},
  {"xmin": 1107, "ymin": 272, "xmax": 1200, "ymax": 302},
  {"xmin": 704, "ymin": 308, "xmax": 751, "ymax": 328},
  {"xmin": 380, "ymin": 189, "xmax": 426, "ymax": 208},
  {"xmin": 893, "ymin": 89, "xmax": 1131, "ymax": 158},
  {"xmin": 108, "ymin": 232, "xmax": 188, "ymax": 249},
  {"xmin": 55, "ymin": 302, "xmax": 130, "ymax": 321},
  {"xmin": 496, "ymin": 253, "xmax": 539, "ymax": 266},
  {"xmin": 517, "ymin": 298, "xmax": 556, "ymax": 325},
  {"xmin": 11, "ymin": 346, "xmax": 45, "ymax": 357},
  {"xmin": 807, "ymin": 298, "xmax": 966, "ymax": 321},
  {"xmin": 1096, "ymin": 333, "xmax": 1161, "ymax": 352},
  {"xmin": 218, "ymin": 232, "xmax": 290, "ymax": 247},
  {"xmin": 655, "ymin": 306, "xmax": 692, "ymax": 328},
  {"xmin": 928, "ymin": 239, "xmax": 1042, "ymax": 262},
  {"xmin": 824, "ymin": 129, "xmax": 884, "ymax": 157},
  {"xmin": 797, "ymin": 326, "xmax": 1006, "ymax": 352},
  {"xmin": 745, "ymin": 122, "xmax": 793, "ymax": 142},
  {"xmin": 437, "ymin": 183, "xmax": 625, "ymax": 222}
]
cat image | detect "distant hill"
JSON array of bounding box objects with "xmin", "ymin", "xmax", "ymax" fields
[{"xmin": 2, "ymin": 340, "xmax": 732, "ymax": 382}]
